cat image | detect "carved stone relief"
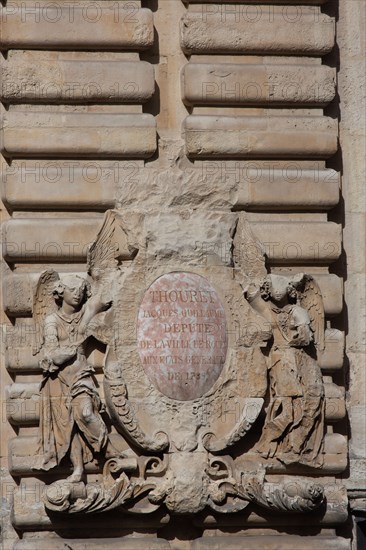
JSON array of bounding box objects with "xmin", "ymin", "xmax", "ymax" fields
[{"xmin": 25, "ymin": 210, "xmax": 346, "ymax": 519}]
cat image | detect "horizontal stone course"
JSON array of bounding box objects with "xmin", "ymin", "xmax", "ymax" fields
[
  {"xmin": 183, "ymin": 115, "xmax": 338, "ymax": 159},
  {"xmin": 181, "ymin": 11, "xmax": 334, "ymax": 55},
  {"xmin": 3, "ymin": 271, "xmax": 343, "ymax": 318},
  {"xmin": 251, "ymin": 221, "xmax": 341, "ymax": 264},
  {"xmin": 5, "ymin": 380, "xmax": 345, "ymax": 426},
  {"xmin": 0, "ymin": 4, "xmax": 153, "ymax": 50},
  {"xmin": 182, "ymin": 63, "xmax": 335, "ymax": 107},
  {"xmin": 234, "ymin": 168, "xmax": 339, "ymax": 210},
  {"xmin": 2, "ymin": 217, "xmax": 104, "ymax": 263},
  {"xmin": 1, "ymin": 112, "xmax": 157, "ymax": 159},
  {"xmin": 184, "ymin": 1, "xmax": 328, "ymax": 3},
  {"xmin": 0, "ymin": 57, "xmax": 155, "ymax": 103},
  {"xmin": 2, "ymin": 173, "xmax": 116, "ymax": 212},
  {"xmin": 8, "ymin": 433, "xmax": 347, "ymax": 476}
]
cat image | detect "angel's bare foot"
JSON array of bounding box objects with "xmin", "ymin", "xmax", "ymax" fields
[
  {"xmin": 256, "ymin": 437, "xmax": 277, "ymax": 458},
  {"xmin": 67, "ymin": 469, "xmax": 83, "ymax": 483}
]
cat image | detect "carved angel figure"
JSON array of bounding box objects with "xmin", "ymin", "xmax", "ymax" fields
[
  {"xmin": 33, "ymin": 270, "xmax": 113, "ymax": 482},
  {"xmin": 245, "ymin": 274, "xmax": 325, "ymax": 465}
]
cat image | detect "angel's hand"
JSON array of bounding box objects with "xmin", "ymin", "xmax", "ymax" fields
[
  {"xmin": 289, "ymin": 325, "xmax": 312, "ymax": 347},
  {"xmin": 244, "ymin": 283, "xmax": 260, "ymax": 302},
  {"xmin": 40, "ymin": 357, "xmax": 57, "ymax": 374},
  {"xmin": 48, "ymin": 363, "xmax": 60, "ymax": 374},
  {"xmin": 95, "ymin": 291, "xmax": 113, "ymax": 312},
  {"xmin": 85, "ymin": 292, "xmax": 112, "ymax": 317},
  {"xmin": 50, "ymin": 346, "xmax": 78, "ymax": 366}
]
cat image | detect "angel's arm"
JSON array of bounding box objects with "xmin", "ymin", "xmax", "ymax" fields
[
  {"xmin": 244, "ymin": 284, "xmax": 271, "ymax": 320},
  {"xmin": 43, "ymin": 315, "xmax": 78, "ymax": 367},
  {"xmin": 243, "ymin": 284, "xmax": 272, "ymax": 343},
  {"xmin": 78, "ymin": 293, "xmax": 112, "ymax": 337},
  {"xmin": 288, "ymin": 306, "xmax": 313, "ymax": 347}
]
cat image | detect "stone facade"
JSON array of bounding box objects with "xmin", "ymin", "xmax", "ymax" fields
[{"xmin": 0, "ymin": 1, "xmax": 365, "ymax": 548}]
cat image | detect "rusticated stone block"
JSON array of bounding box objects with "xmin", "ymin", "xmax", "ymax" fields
[
  {"xmin": 1, "ymin": 112, "xmax": 157, "ymax": 159},
  {"xmin": 5, "ymin": 347, "xmax": 40, "ymax": 372},
  {"xmin": 234, "ymin": 168, "xmax": 339, "ymax": 210},
  {"xmin": 313, "ymin": 274, "xmax": 343, "ymax": 316},
  {"xmin": 8, "ymin": 435, "xmax": 123, "ymax": 476},
  {"xmin": 2, "ymin": 164, "xmax": 117, "ymax": 211},
  {"xmin": 319, "ymin": 329, "xmax": 345, "ymax": 371},
  {"xmin": 181, "ymin": 10, "xmax": 334, "ymax": 55},
  {"xmin": 251, "ymin": 221, "xmax": 341, "ymax": 264},
  {"xmin": 6, "ymin": 383, "xmax": 39, "ymax": 426},
  {"xmin": 190, "ymin": 537, "xmax": 349, "ymax": 550},
  {"xmin": 2, "ymin": 217, "xmax": 105, "ymax": 263},
  {"xmin": 5, "ymin": 334, "xmax": 105, "ymax": 373},
  {"xmin": 183, "ymin": 115, "xmax": 338, "ymax": 159},
  {"xmin": 0, "ymin": 4, "xmax": 153, "ymax": 51},
  {"xmin": 182, "ymin": 63, "xmax": 335, "ymax": 107},
  {"xmin": 322, "ymin": 433, "xmax": 348, "ymax": 472},
  {"xmin": 13, "ymin": 536, "xmax": 349, "ymax": 550},
  {"xmin": 185, "ymin": 0, "xmax": 328, "ymax": 4},
  {"xmin": 0, "ymin": 54, "xmax": 155, "ymax": 103},
  {"xmin": 15, "ymin": 539, "xmax": 171, "ymax": 550},
  {"xmin": 324, "ymin": 382, "xmax": 346, "ymax": 422}
]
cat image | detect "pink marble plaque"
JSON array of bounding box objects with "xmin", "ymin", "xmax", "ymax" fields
[{"xmin": 137, "ymin": 272, "xmax": 228, "ymax": 401}]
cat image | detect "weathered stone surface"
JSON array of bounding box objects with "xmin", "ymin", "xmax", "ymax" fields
[
  {"xmin": 234, "ymin": 168, "xmax": 339, "ymax": 210},
  {"xmin": 2, "ymin": 163, "xmax": 117, "ymax": 211},
  {"xmin": 1, "ymin": 112, "xmax": 157, "ymax": 158},
  {"xmin": 185, "ymin": 0, "xmax": 329, "ymax": 3},
  {"xmin": 0, "ymin": 4, "xmax": 154, "ymax": 50},
  {"xmin": 14, "ymin": 534, "xmax": 350, "ymax": 550},
  {"xmin": 324, "ymin": 382, "xmax": 346, "ymax": 422},
  {"xmin": 0, "ymin": 0, "xmax": 361, "ymax": 545},
  {"xmin": 0, "ymin": 54, "xmax": 155, "ymax": 103},
  {"xmin": 5, "ymin": 383, "xmax": 39, "ymax": 425},
  {"xmin": 251, "ymin": 221, "xmax": 341, "ymax": 264},
  {"xmin": 313, "ymin": 274, "xmax": 343, "ymax": 317},
  {"xmin": 15, "ymin": 539, "xmax": 171, "ymax": 550},
  {"xmin": 319, "ymin": 329, "xmax": 345, "ymax": 371},
  {"xmin": 183, "ymin": 115, "xmax": 338, "ymax": 158},
  {"xmin": 181, "ymin": 10, "xmax": 334, "ymax": 55},
  {"xmin": 5, "ymin": 379, "xmax": 344, "ymax": 426},
  {"xmin": 2, "ymin": 217, "xmax": 104, "ymax": 262},
  {"xmin": 182, "ymin": 63, "xmax": 335, "ymax": 106}
]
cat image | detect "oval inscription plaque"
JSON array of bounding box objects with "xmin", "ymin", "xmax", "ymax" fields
[{"xmin": 137, "ymin": 272, "xmax": 228, "ymax": 401}]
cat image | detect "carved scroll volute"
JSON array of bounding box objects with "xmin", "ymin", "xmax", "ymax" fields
[{"xmin": 103, "ymin": 347, "xmax": 169, "ymax": 453}]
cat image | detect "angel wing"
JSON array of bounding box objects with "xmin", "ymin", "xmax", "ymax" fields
[
  {"xmin": 87, "ymin": 209, "xmax": 135, "ymax": 283},
  {"xmin": 293, "ymin": 273, "xmax": 325, "ymax": 353},
  {"xmin": 32, "ymin": 269, "xmax": 60, "ymax": 355},
  {"xmin": 234, "ymin": 215, "xmax": 267, "ymax": 281}
]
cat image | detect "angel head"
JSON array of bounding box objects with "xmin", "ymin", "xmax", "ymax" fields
[
  {"xmin": 52, "ymin": 275, "xmax": 91, "ymax": 309},
  {"xmin": 260, "ymin": 274, "xmax": 298, "ymax": 304}
]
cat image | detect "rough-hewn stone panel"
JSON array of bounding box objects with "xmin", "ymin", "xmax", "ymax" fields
[
  {"xmin": 181, "ymin": 11, "xmax": 334, "ymax": 55},
  {"xmin": 0, "ymin": 56, "xmax": 155, "ymax": 103},
  {"xmin": 0, "ymin": 4, "xmax": 153, "ymax": 50}
]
